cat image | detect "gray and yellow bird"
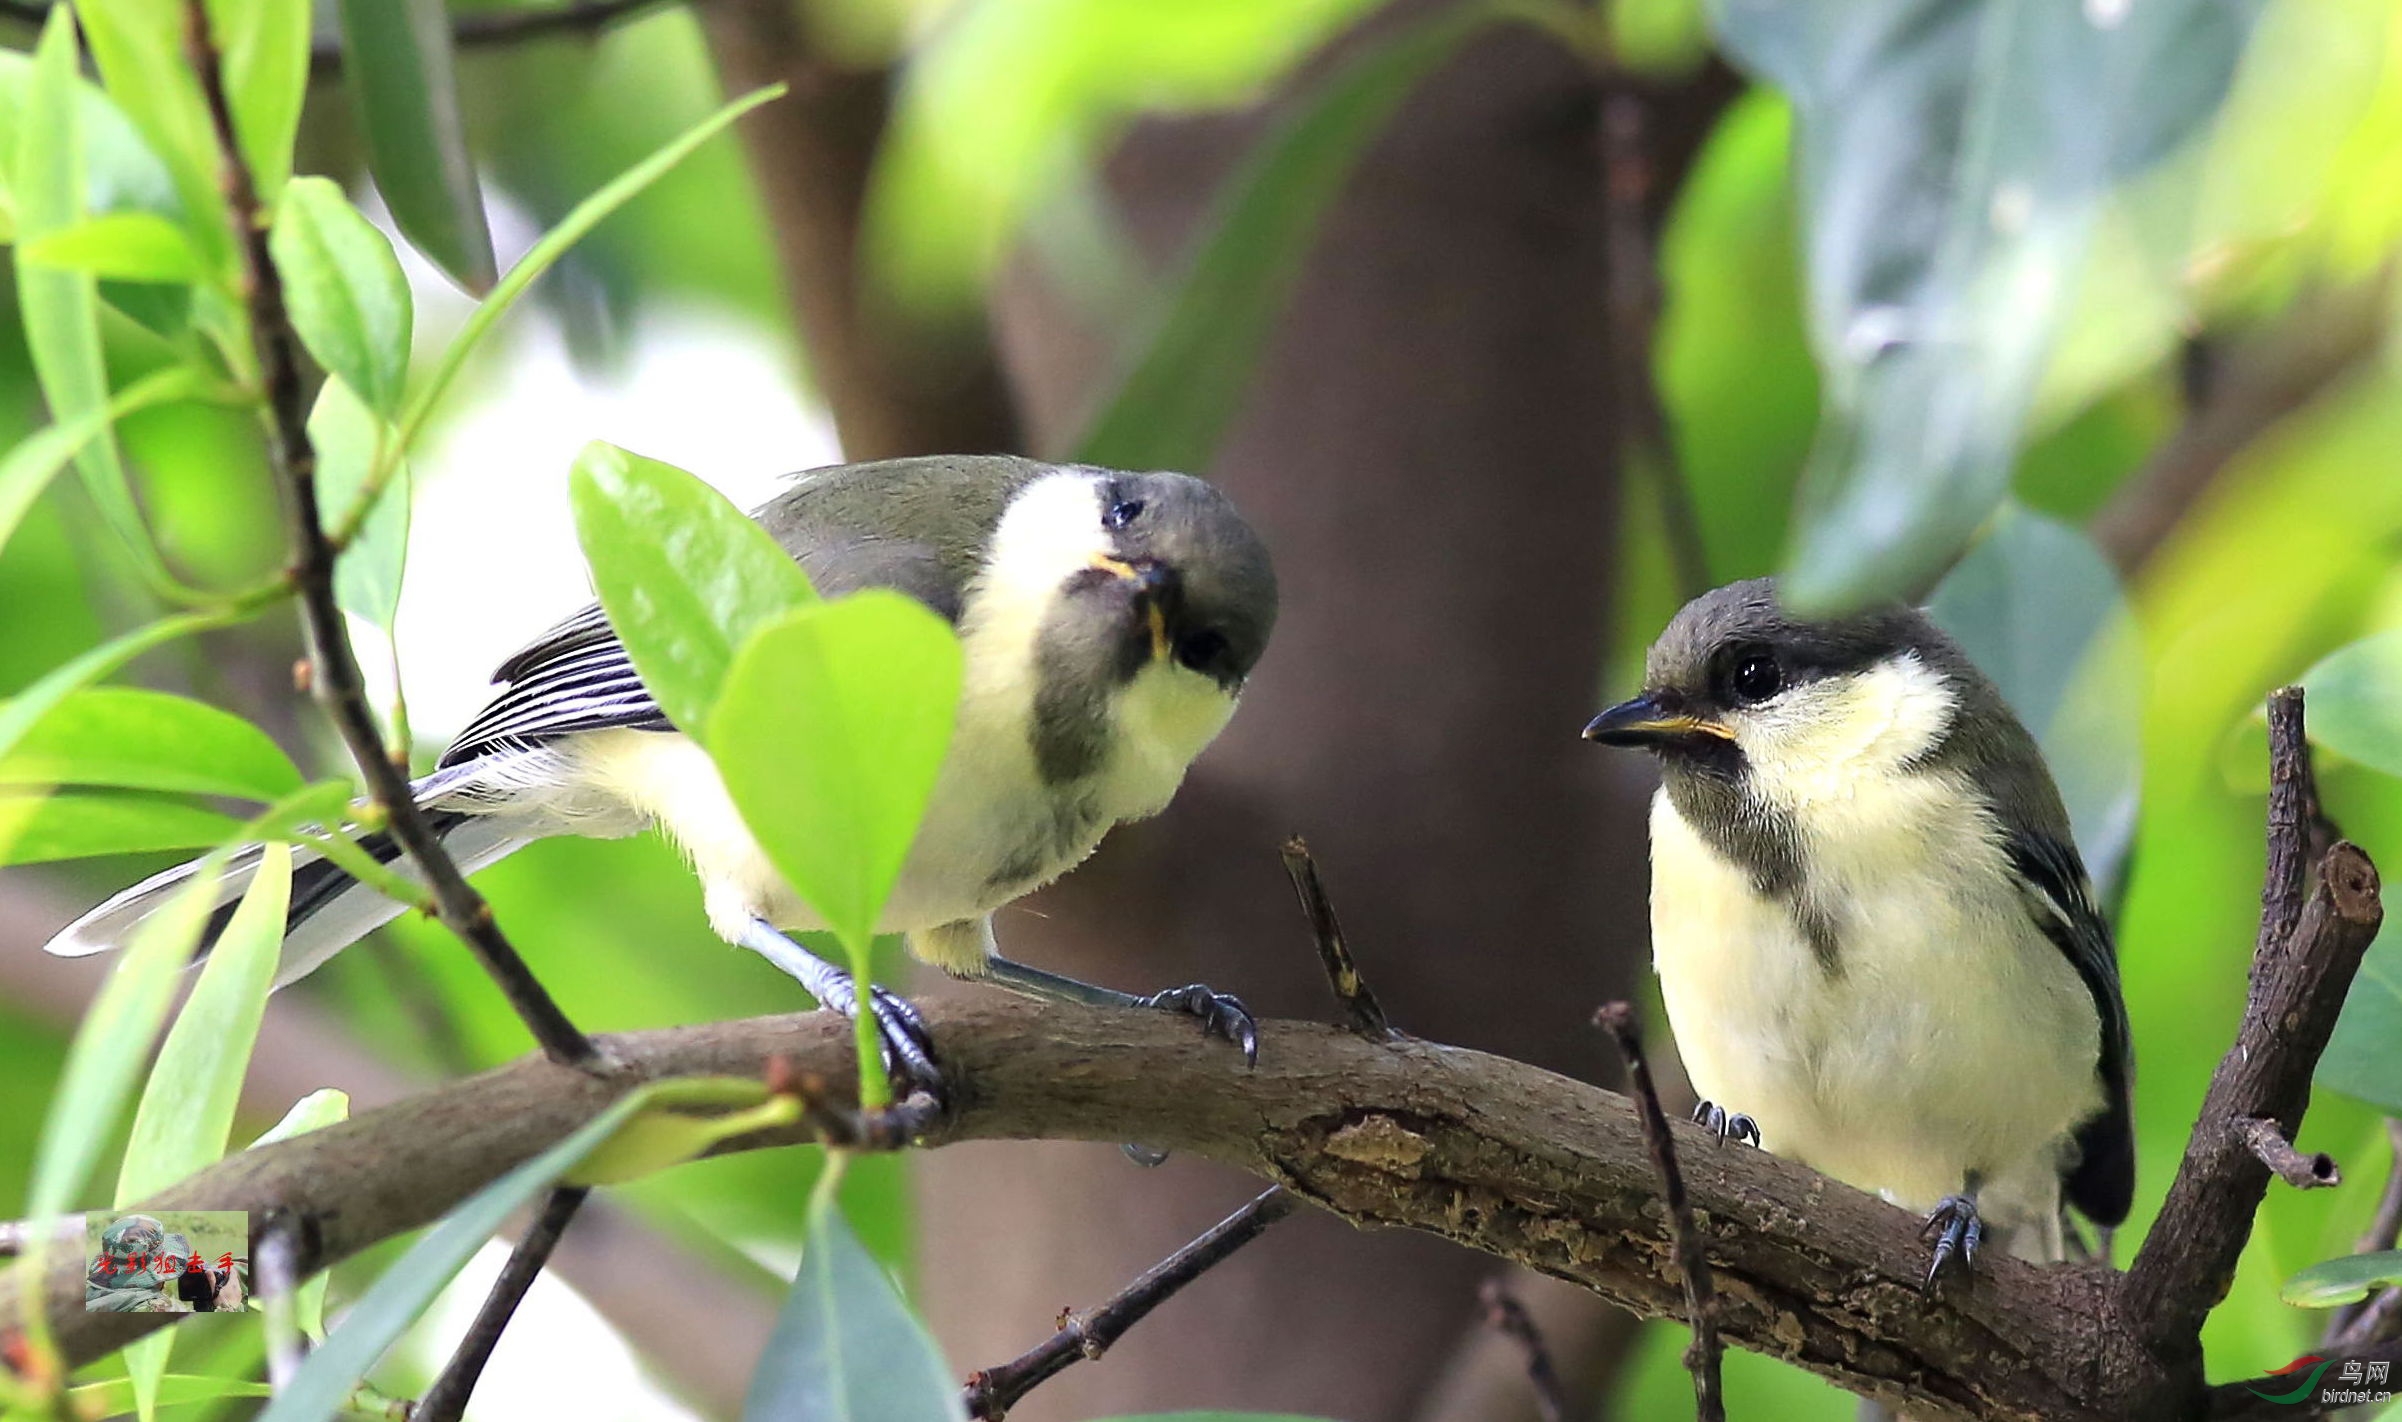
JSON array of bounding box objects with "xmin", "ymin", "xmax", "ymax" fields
[
  {"xmin": 1585, "ymin": 578, "xmax": 2133, "ymax": 1280},
  {"xmin": 51, "ymin": 454, "xmax": 1280, "ymax": 1083}
]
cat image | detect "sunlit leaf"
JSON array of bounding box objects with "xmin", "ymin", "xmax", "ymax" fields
[
  {"xmin": 2320, "ymin": 918, "xmax": 2400, "ymax": 1114},
  {"xmin": 2279, "ymin": 1248, "xmax": 2402, "ymax": 1308},
  {"xmin": 0, "ymin": 48, "xmax": 181, "ymax": 223},
  {"xmin": 565, "ymin": 1077, "xmax": 801, "ymax": 1187},
  {"xmin": 742, "ymin": 1179, "xmax": 964, "ymax": 1422},
  {"xmin": 20, "ymin": 211, "xmax": 202, "ymax": 284},
  {"xmin": 1075, "ymin": 4, "xmax": 1491, "ymax": 470},
  {"xmin": 1926, "ymin": 505, "xmax": 2142, "ymax": 898},
  {"xmin": 569, "ymin": 442, "xmax": 816, "ymax": 735},
  {"xmin": 0, "ymin": 605, "xmax": 256, "ymax": 768},
  {"xmin": 114, "ymin": 844, "xmax": 292, "ymax": 1419},
  {"xmin": 333, "ymin": 0, "xmax": 496, "ymax": 292},
  {"xmin": 710, "ymin": 594, "xmax": 962, "ymax": 952},
  {"xmin": 0, "ymin": 365, "xmax": 217, "ymax": 558},
  {"xmin": 0, "ymin": 789, "xmax": 241, "ymax": 866},
  {"xmin": 312, "ymin": 378, "xmax": 411, "ymax": 632},
  {"xmin": 207, "ymin": 0, "xmax": 311, "ymax": 202},
  {"xmin": 66, "ymin": 1376, "xmax": 272, "ymax": 1414},
  {"xmin": 272, "ymin": 177, "xmax": 415, "ymax": 417},
  {"xmin": 2298, "ymin": 629, "xmax": 2402, "ymax": 779},
  {"xmin": 0, "ymin": 686, "xmax": 302, "ymax": 801},
  {"xmin": 249, "ymin": 1089, "xmax": 351, "ymax": 1342},
  {"xmin": 1713, "ymin": 0, "xmax": 2267, "ymax": 612},
  {"xmin": 256, "ymin": 1087, "xmax": 666, "ymax": 1422},
  {"xmin": 73, "ymin": 0, "xmax": 230, "ymax": 271}
]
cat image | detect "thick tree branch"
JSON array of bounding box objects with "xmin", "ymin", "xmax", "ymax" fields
[{"xmin": 185, "ymin": 0, "xmax": 594, "ymax": 1066}]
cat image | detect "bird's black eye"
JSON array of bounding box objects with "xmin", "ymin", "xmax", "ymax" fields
[
  {"xmin": 1104, "ymin": 498, "xmax": 1145, "ymax": 529},
  {"xmin": 1725, "ymin": 650, "xmax": 1783, "ymax": 704},
  {"xmin": 1176, "ymin": 628, "xmax": 1228, "ymax": 675}
]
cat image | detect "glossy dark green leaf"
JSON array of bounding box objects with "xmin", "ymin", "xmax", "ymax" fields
[
  {"xmin": 312, "ymin": 377, "xmax": 411, "ymax": 632},
  {"xmin": 206, "ymin": 0, "xmax": 311, "ymax": 201},
  {"xmin": 710, "ymin": 595, "xmax": 962, "ymax": 953},
  {"xmin": 272, "ymin": 177, "xmax": 415, "ymax": 417},
  {"xmin": 2319, "ymin": 919, "xmax": 2400, "ymax": 1114},
  {"xmin": 0, "ymin": 686, "xmax": 303, "ymax": 801},
  {"xmin": 1074, "ymin": 5, "xmax": 1494, "ymax": 470},
  {"xmin": 333, "ymin": 0, "xmax": 497, "ymax": 293},
  {"xmin": 256, "ymin": 1088, "xmax": 664, "ymax": 1422},
  {"xmin": 0, "ymin": 789, "xmax": 241, "ymax": 866},
  {"xmin": 2299, "ymin": 630, "xmax": 2402, "ymax": 779},
  {"xmin": 1713, "ymin": 0, "xmax": 2266, "ymax": 613},
  {"xmin": 742, "ymin": 1184, "xmax": 964, "ymax": 1422},
  {"xmin": 569, "ymin": 442, "xmax": 816, "ymax": 735},
  {"xmin": 20, "ymin": 211, "xmax": 202, "ymax": 284},
  {"xmin": 2280, "ymin": 1248, "xmax": 2402, "ymax": 1308},
  {"xmin": 1926, "ymin": 505, "xmax": 2141, "ymax": 897}
]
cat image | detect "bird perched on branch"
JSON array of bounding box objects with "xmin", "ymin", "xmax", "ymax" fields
[
  {"xmin": 51, "ymin": 455, "xmax": 1279, "ymax": 1089},
  {"xmin": 1584, "ymin": 578, "xmax": 2133, "ymax": 1283}
]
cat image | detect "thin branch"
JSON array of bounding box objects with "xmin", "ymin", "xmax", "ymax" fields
[
  {"xmin": 1476, "ymin": 1279, "xmax": 1568, "ymax": 1422},
  {"xmin": 2124, "ymin": 688, "xmax": 2386, "ymax": 1371},
  {"xmin": 254, "ymin": 1212, "xmax": 307, "ymax": 1392},
  {"xmin": 412, "ymin": 1186, "xmax": 590, "ymax": 1422},
  {"xmin": 1279, "ymin": 836, "xmax": 1392, "ymax": 1039},
  {"xmin": 185, "ymin": 0, "xmax": 595, "ymax": 1068},
  {"xmin": 2328, "ymin": 1120, "xmax": 2402, "ymax": 1347},
  {"xmin": 961, "ymin": 1187, "xmax": 1301, "ymax": 1421},
  {"xmin": 2234, "ymin": 1116, "xmax": 2340, "ymax": 1190},
  {"xmin": 1595, "ymin": 1001, "xmax": 1723, "ymax": 1422}
]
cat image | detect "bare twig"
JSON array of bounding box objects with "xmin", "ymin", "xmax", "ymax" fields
[
  {"xmin": 1279, "ymin": 837, "xmax": 1392, "ymax": 1039},
  {"xmin": 411, "ymin": 1186, "xmax": 590, "ymax": 1422},
  {"xmin": 1476, "ymin": 1279, "xmax": 1568, "ymax": 1422},
  {"xmin": 961, "ymin": 1187, "xmax": 1301, "ymax": 1420},
  {"xmin": 254, "ymin": 1212, "xmax": 306, "ymax": 1391},
  {"xmin": 2125, "ymin": 689, "xmax": 2385, "ymax": 1377},
  {"xmin": 2234, "ymin": 1116, "xmax": 2340, "ymax": 1190},
  {"xmin": 2327, "ymin": 1120, "xmax": 2402, "ymax": 1347},
  {"xmin": 1595, "ymin": 1001, "xmax": 1724, "ymax": 1422},
  {"xmin": 185, "ymin": 0, "xmax": 595, "ymax": 1068}
]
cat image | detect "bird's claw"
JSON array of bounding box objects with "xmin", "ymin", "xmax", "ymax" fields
[
  {"xmin": 1138, "ymin": 983, "xmax": 1259, "ymax": 1066},
  {"xmin": 1692, "ymin": 1100, "xmax": 1761, "ymax": 1147},
  {"xmin": 864, "ymin": 984, "xmax": 945, "ymax": 1102},
  {"xmin": 1920, "ymin": 1194, "xmax": 1983, "ymax": 1292}
]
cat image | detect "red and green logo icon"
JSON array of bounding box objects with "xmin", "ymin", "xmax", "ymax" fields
[{"xmin": 2246, "ymin": 1356, "xmax": 2333, "ymax": 1405}]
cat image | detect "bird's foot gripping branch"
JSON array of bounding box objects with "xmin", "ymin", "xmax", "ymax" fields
[{"xmin": 1, "ymin": 690, "xmax": 2391, "ymax": 1422}]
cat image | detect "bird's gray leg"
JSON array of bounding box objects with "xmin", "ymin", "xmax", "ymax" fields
[
  {"xmin": 1691, "ymin": 1100, "xmax": 1761, "ymax": 1147},
  {"xmin": 1920, "ymin": 1175, "xmax": 1986, "ymax": 1291},
  {"xmin": 738, "ymin": 918, "xmax": 940, "ymax": 1095},
  {"xmin": 975, "ymin": 954, "xmax": 1258, "ymax": 1066}
]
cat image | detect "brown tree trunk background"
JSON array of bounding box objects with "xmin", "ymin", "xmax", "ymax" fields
[{"xmin": 912, "ymin": 15, "xmax": 1696, "ymax": 1419}]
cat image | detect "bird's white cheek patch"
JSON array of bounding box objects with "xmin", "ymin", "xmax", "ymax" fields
[
  {"xmin": 956, "ymin": 471, "xmax": 1111, "ymax": 705},
  {"xmin": 1734, "ymin": 653, "xmax": 1956, "ymax": 812}
]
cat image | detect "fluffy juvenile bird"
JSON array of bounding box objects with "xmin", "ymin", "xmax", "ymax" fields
[
  {"xmin": 1584, "ymin": 578, "xmax": 2132, "ymax": 1280},
  {"xmin": 51, "ymin": 454, "xmax": 1279, "ymax": 1084}
]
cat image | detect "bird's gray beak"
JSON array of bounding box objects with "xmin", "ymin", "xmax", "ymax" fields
[
  {"xmin": 1582, "ymin": 691, "xmax": 1737, "ymax": 748},
  {"xmin": 1090, "ymin": 554, "xmax": 1177, "ymax": 659}
]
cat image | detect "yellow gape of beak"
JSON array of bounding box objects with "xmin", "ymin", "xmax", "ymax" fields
[{"xmin": 1090, "ymin": 553, "xmax": 1173, "ymax": 660}]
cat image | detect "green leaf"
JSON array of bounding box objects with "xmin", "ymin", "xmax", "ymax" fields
[
  {"xmin": 0, "ymin": 789, "xmax": 241, "ymax": 866},
  {"xmin": 24, "ymin": 858, "xmax": 223, "ymax": 1221},
  {"xmin": 388, "ymin": 84, "xmax": 786, "ymax": 464},
  {"xmin": 564, "ymin": 1077, "xmax": 802, "ymax": 1187},
  {"xmin": 0, "ymin": 605, "xmax": 254, "ymax": 768},
  {"xmin": 113, "ymin": 844, "xmax": 291, "ymax": 1419},
  {"xmin": 2320, "ymin": 918, "xmax": 2400, "ymax": 1114},
  {"xmin": 73, "ymin": 0, "xmax": 230, "ymax": 273},
  {"xmin": 208, "ymin": 0, "xmax": 311, "ymax": 202},
  {"xmin": 710, "ymin": 594, "xmax": 963, "ymax": 950},
  {"xmin": 272, "ymin": 178, "xmax": 415, "ymax": 417},
  {"xmin": 0, "ymin": 365, "xmax": 216, "ymax": 558},
  {"xmin": 257, "ymin": 1087, "xmax": 668, "ymax": 1422},
  {"xmin": 66, "ymin": 1376, "xmax": 272, "ymax": 1414},
  {"xmin": 569, "ymin": 443, "xmax": 816, "ymax": 735},
  {"xmin": 1713, "ymin": 0, "xmax": 2267, "ymax": 612},
  {"xmin": 1073, "ymin": 5, "xmax": 1491, "ymax": 470},
  {"xmin": 0, "ymin": 686, "xmax": 302, "ymax": 801},
  {"xmin": 20, "ymin": 211, "xmax": 202, "ymax": 284},
  {"xmin": 1926, "ymin": 505, "xmax": 2141, "ymax": 898},
  {"xmin": 2279, "ymin": 1249, "xmax": 2402, "ymax": 1308},
  {"xmin": 742, "ymin": 1179, "xmax": 965, "ymax": 1422},
  {"xmin": 333, "ymin": 0, "xmax": 496, "ymax": 292},
  {"xmin": 312, "ymin": 377, "xmax": 411, "ymax": 631},
  {"xmin": 248, "ymin": 1088, "xmax": 352, "ymax": 1342},
  {"xmin": 2299, "ymin": 630, "xmax": 2402, "ymax": 779},
  {"xmin": 0, "ymin": 48, "xmax": 182, "ymax": 226}
]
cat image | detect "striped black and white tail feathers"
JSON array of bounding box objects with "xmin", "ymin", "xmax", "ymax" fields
[{"xmin": 42, "ymin": 769, "xmax": 530, "ymax": 988}]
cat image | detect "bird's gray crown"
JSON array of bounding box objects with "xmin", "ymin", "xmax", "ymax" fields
[
  {"xmin": 1644, "ymin": 576, "xmax": 1947, "ymax": 711},
  {"xmin": 1083, "ymin": 466, "xmax": 1279, "ymax": 687}
]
